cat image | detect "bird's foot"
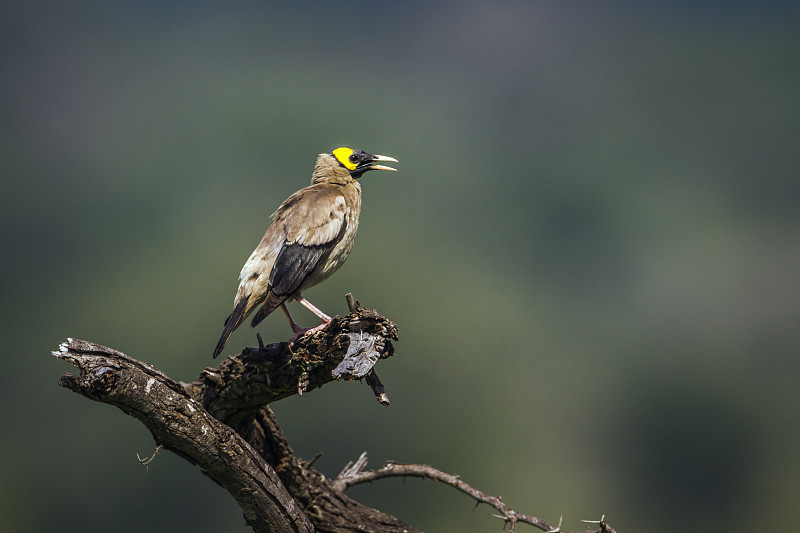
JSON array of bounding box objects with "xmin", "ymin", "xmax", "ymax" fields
[{"xmin": 288, "ymin": 320, "xmax": 331, "ymax": 345}]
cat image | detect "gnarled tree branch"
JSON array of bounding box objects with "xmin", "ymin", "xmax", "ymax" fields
[
  {"xmin": 54, "ymin": 338, "xmax": 312, "ymax": 533},
  {"xmin": 184, "ymin": 299, "xmax": 398, "ymax": 426},
  {"xmin": 54, "ymin": 298, "xmax": 417, "ymax": 533},
  {"xmin": 333, "ymin": 452, "xmax": 616, "ymax": 533},
  {"xmin": 53, "ymin": 296, "xmax": 616, "ymax": 533}
]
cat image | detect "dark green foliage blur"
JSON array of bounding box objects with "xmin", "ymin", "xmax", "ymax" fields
[{"xmin": 3, "ymin": 2, "xmax": 799, "ymax": 532}]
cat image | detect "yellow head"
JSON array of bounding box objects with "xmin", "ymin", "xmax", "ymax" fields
[{"xmin": 331, "ymin": 147, "xmax": 398, "ymax": 177}]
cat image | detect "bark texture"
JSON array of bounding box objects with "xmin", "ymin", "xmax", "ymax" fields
[
  {"xmin": 54, "ymin": 297, "xmax": 615, "ymax": 533},
  {"xmin": 55, "ymin": 299, "xmax": 416, "ymax": 533}
]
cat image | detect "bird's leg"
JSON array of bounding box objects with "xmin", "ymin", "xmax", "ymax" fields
[
  {"xmin": 295, "ymin": 295, "xmax": 332, "ymax": 322},
  {"xmin": 281, "ymin": 303, "xmax": 308, "ymax": 344},
  {"xmin": 282, "ymin": 297, "xmax": 333, "ymax": 344},
  {"xmin": 293, "ymin": 295, "xmax": 333, "ymax": 338}
]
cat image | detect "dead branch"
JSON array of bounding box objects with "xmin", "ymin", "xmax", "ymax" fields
[
  {"xmin": 239, "ymin": 407, "xmax": 422, "ymax": 533},
  {"xmin": 333, "ymin": 452, "xmax": 616, "ymax": 533},
  {"xmin": 54, "ymin": 338, "xmax": 312, "ymax": 533},
  {"xmin": 53, "ymin": 297, "xmax": 418, "ymax": 532},
  {"xmin": 184, "ymin": 297, "xmax": 398, "ymax": 426},
  {"xmin": 53, "ymin": 295, "xmax": 615, "ymax": 533}
]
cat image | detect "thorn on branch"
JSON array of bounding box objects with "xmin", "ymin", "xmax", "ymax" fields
[
  {"xmin": 332, "ymin": 451, "xmax": 370, "ymax": 492},
  {"xmin": 471, "ymin": 499, "xmax": 481, "ymax": 514},
  {"xmin": 546, "ymin": 515, "xmax": 563, "ymax": 533},
  {"xmin": 137, "ymin": 444, "xmax": 163, "ymax": 470},
  {"xmin": 327, "ymin": 460, "xmax": 607, "ymax": 533},
  {"xmin": 582, "ymin": 515, "xmax": 616, "ymax": 533}
]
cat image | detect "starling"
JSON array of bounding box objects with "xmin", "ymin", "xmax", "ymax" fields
[{"xmin": 212, "ymin": 147, "xmax": 397, "ymax": 358}]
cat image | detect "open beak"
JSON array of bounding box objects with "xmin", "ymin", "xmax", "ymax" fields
[{"xmin": 368, "ymin": 154, "xmax": 398, "ymax": 172}]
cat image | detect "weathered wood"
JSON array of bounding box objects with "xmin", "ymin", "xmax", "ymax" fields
[
  {"xmin": 53, "ymin": 298, "xmax": 613, "ymax": 533},
  {"xmin": 55, "ymin": 338, "xmax": 313, "ymax": 533},
  {"xmin": 239, "ymin": 408, "xmax": 422, "ymax": 533},
  {"xmin": 184, "ymin": 300, "xmax": 398, "ymax": 426},
  {"xmin": 54, "ymin": 298, "xmax": 417, "ymax": 533}
]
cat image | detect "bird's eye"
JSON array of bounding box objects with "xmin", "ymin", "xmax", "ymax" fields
[{"xmin": 349, "ymin": 154, "xmax": 358, "ymax": 163}]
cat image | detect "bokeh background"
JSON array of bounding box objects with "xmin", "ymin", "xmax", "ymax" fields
[{"xmin": 3, "ymin": 1, "xmax": 799, "ymax": 532}]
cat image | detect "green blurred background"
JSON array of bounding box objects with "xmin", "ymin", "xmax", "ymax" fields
[{"xmin": 3, "ymin": 1, "xmax": 799, "ymax": 531}]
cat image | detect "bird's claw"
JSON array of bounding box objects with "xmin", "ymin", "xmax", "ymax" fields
[{"xmin": 288, "ymin": 321, "xmax": 331, "ymax": 345}]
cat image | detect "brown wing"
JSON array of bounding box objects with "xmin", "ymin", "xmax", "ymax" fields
[
  {"xmin": 278, "ymin": 185, "xmax": 348, "ymax": 246},
  {"xmin": 249, "ymin": 185, "xmax": 349, "ymax": 327}
]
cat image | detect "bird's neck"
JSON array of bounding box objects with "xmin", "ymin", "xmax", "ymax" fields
[
  {"xmin": 311, "ymin": 156, "xmax": 354, "ymax": 185},
  {"xmin": 313, "ymin": 174, "xmax": 357, "ymax": 186}
]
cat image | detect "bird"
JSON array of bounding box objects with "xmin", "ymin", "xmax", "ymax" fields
[{"xmin": 212, "ymin": 147, "xmax": 397, "ymax": 358}]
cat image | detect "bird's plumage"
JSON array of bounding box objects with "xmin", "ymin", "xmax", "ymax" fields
[
  {"xmin": 212, "ymin": 148, "xmax": 396, "ymax": 358},
  {"xmin": 249, "ymin": 181, "xmax": 358, "ymax": 327}
]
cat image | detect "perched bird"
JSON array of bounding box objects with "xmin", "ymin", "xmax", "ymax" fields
[{"xmin": 212, "ymin": 147, "xmax": 397, "ymax": 358}]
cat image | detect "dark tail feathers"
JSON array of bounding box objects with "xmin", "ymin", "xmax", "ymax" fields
[
  {"xmin": 212, "ymin": 298, "xmax": 249, "ymax": 358},
  {"xmin": 250, "ymin": 292, "xmax": 285, "ymax": 328}
]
